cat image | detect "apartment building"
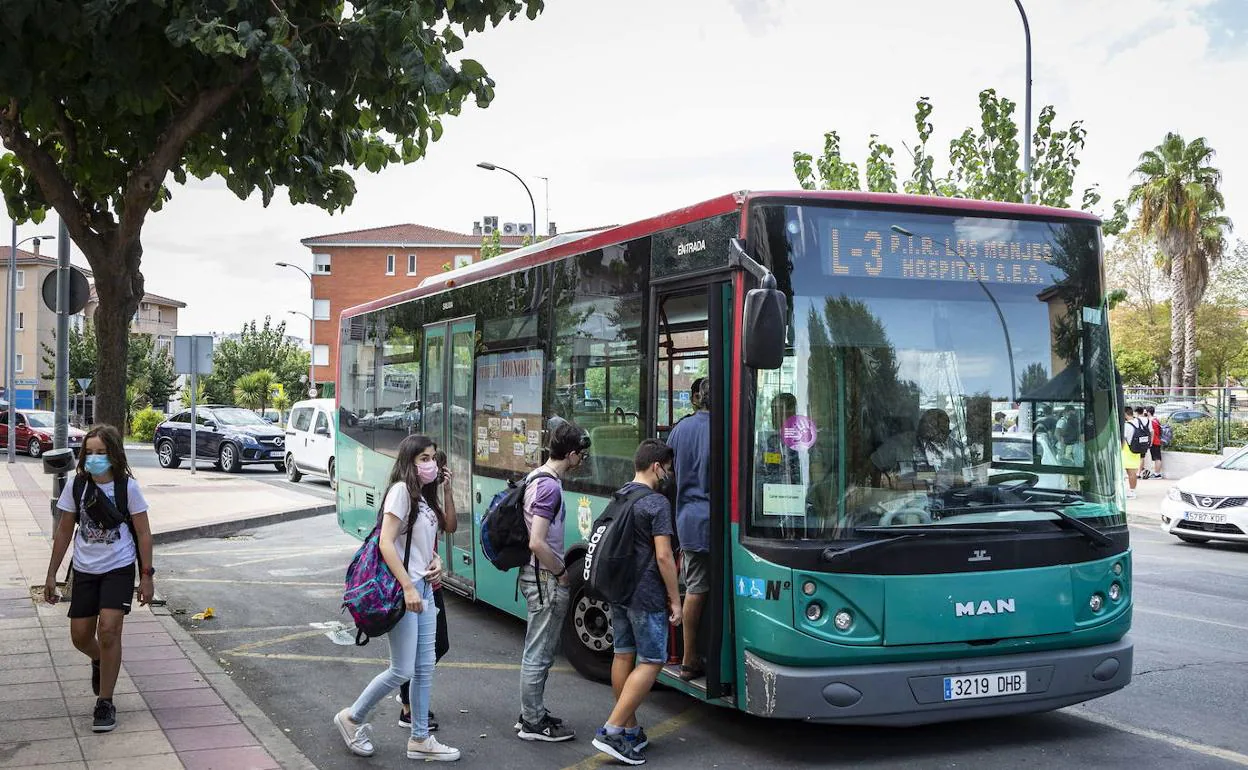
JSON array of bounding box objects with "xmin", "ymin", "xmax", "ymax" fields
[
  {"xmin": 84, "ymin": 289, "xmax": 185, "ymax": 354},
  {"xmin": 298, "ymin": 222, "xmax": 530, "ymax": 395}
]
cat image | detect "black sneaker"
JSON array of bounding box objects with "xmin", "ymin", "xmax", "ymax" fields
[
  {"xmin": 592, "ymin": 729, "xmax": 645, "ymax": 765},
  {"xmin": 92, "ymin": 699, "xmax": 117, "ymax": 733},
  {"xmin": 514, "ymin": 712, "xmax": 563, "ymax": 731},
  {"xmin": 91, "ymin": 660, "xmax": 101, "ymax": 697},
  {"xmin": 625, "ymin": 726, "xmax": 649, "ymax": 751},
  {"xmin": 517, "ymin": 714, "xmax": 575, "ymax": 742}
]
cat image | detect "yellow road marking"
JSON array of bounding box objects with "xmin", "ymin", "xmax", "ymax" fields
[
  {"xmin": 226, "ymin": 629, "xmax": 327, "ymax": 654},
  {"xmin": 223, "ymin": 650, "xmax": 572, "ymax": 672},
  {"xmin": 1134, "ymin": 606, "xmax": 1248, "ymax": 633},
  {"xmin": 560, "ymin": 706, "xmax": 705, "ymax": 770},
  {"xmin": 1070, "ymin": 709, "xmax": 1248, "ymax": 767},
  {"xmin": 190, "ymin": 625, "xmax": 308, "ymax": 636},
  {"xmin": 161, "ymin": 578, "xmax": 339, "ymax": 587}
]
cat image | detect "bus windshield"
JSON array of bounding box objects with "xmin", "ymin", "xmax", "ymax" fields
[{"xmin": 748, "ymin": 202, "xmax": 1124, "ymax": 541}]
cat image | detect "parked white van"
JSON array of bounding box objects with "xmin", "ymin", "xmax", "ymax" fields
[{"xmin": 284, "ymin": 398, "xmax": 336, "ymax": 488}]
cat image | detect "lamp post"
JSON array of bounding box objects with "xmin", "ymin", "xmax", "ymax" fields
[
  {"xmin": 276, "ymin": 262, "xmax": 317, "ymax": 397},
  {"xmin": 7, "ymin": 227, "xmax": 56, "ymax": 464},
  {"xmin": 1013, "ymin": 0, "xmax": 1033, "ymax": 204},
  {"xmin": 477, "ymin": 162, "xmax": 537, "ymax": 241}
]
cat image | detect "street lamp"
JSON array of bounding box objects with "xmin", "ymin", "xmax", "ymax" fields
[
  {"xmin": 276, "ymin": 262, "xmax": 317, "ymax": 397},
  {"xmin": 477, "ymin": 162, "xmax": 537, "ymax": 242},
  {"xmin": 1013, "ymin": 0, "xmax": 1033, "ymax": 204},
  {"xmin": 7, "ymin": 228, "xmax": 56, "ymax": 464}
]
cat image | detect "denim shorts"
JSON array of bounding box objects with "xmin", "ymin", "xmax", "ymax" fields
[{"xmin": 611, "ymin": 606, "xmax": 668, "ymax": 664}]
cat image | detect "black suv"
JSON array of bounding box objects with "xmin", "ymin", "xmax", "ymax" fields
[{"xmin": 154, "ymin": 405, "xmax": 287, "ymax": 473}]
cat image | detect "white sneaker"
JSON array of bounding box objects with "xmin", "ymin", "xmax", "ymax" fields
[
  {"xmin": 1126, "ymin": 490, "xmax": 1137, "ymax": 499},
  {"xmin": 408, "ymin": 735, "xmax": 461, "ymax": 761},
  {"xmin": 334, "ymin": 708, "xmax": 375, "ymax": 757}
]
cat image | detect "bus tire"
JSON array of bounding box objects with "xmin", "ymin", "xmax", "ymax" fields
[{"xmin": 561, "ymin": 557, "xmax": 614, "ymax": 683}]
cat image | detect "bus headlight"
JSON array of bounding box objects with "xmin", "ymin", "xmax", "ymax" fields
[
  {"xmin": 801, "ymin": 580, "xmax": 817, "ymax": 596},
  {"xmin": 805, "ymin": 602, "xmax": 824, "ymax": 622},
  {"xmin": 1109, "ymin": 583, "xmax": 1122, "ymax": 602},
  {"xmin": 833, "ymin": 610, "xmax": 853, "ymax": 631},
  {"xmin": 1089, "ymin": 593, "xmax": 1105, "ymax": 612},
  {"xmin": 1112, "ymin": 561, "xmax": 1124, "ymax": 576}
]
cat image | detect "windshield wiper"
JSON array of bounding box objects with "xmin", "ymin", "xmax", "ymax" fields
[
  {"xmin": 937, "ymin": 502, "xmax": 1113, "ymax": 547},
  {"xmin": 822, "ymin": 526, "xmax": 1012, "ymax": 562}
]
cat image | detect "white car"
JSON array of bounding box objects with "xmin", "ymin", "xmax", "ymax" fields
[
  {"xmin": 284, "ymin": 398, "xmax": 337, "ymax": 488},
  {"xmin": 1160, "ymin": 446, "xmax": 1248, "ymax": 544}
]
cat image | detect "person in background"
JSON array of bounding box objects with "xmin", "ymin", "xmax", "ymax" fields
[
  {"xmin": 1142, "ymin": 406, "xmax": 1164, "ymax": 479},
  {"xmin": 44, "ymin": 425, "xmax": 155, "ymax": 734},
  {"xmin": 1122, "ymin": 409, "xmax": 1140, "ymax": 500},
  {"xmin": 992, "ymin": 412, "xmax": 1008, "ymax": 433}
]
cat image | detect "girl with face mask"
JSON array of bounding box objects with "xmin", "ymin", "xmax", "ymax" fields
[
  {"xmin": 43, "ymin": 424, "xmax": 154, "ymax": 734},
  {"xmin": 334, "ymin": 435, "xmax": 460, "ymax": 762}
]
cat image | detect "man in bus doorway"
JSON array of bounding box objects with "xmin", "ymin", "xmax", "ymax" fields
[
  {"xmin": 666, "ymin": 378, "xmax": 712, "ymax": 681},
  {"xmin": 516, "ymin": 421, "xmax": 590, "ymax": 743}
]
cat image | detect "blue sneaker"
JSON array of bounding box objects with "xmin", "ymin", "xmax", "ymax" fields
[
  {"xmin": 625, "ymin": 726, "xmax": 649, "ymax": 751},
  {"xmin": 593, "ymin": 728, "xmax": 645, "ymax": 765}
]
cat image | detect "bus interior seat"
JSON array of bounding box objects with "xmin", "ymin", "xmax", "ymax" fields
[{"xmin": 589, "ymin": 423, "xmax": 641, "ymax": 488}]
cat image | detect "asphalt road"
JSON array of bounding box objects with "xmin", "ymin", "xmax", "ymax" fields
[{"xmin": 151, "ymin": 516, "xmax": 1248, "ymax": 770}]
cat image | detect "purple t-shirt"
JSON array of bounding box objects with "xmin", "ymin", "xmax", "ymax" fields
[{"xmin": 523, "ymin": 470, "xmax": 565, "ymax": 561}]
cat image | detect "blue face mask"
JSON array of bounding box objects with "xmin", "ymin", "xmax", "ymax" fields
[{"xmin": 84, "ymin": 455, "xmax": 111, "ymax": 476}]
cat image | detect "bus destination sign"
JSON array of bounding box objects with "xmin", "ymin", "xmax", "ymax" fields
[{"xmin": 824, "ymin": 225, "xmax": 1062, "ymax": 286}]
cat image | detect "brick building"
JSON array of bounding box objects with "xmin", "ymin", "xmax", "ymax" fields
[{"xmin": 298, "ymin": 223, "xmax": 528, "ymax": 395}]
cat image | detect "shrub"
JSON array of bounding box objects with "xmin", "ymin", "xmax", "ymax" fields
[{"xmin": 130, "ymin": 407, "xmax": 165, "ymax": 443}]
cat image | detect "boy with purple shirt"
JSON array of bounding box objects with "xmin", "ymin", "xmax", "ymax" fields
[{"xmin": 515, "ymin": 421, "xmax": 590, "ymax": 743}]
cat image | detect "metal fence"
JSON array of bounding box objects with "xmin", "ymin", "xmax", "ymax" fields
[{"xmin": 1121, "ymin": 387, "xmax": 1248, "ymax": 455}]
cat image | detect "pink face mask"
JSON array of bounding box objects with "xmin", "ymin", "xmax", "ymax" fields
[{"xmin": 416, "ymin": 460, "xmax": 439, "ymax": 486}]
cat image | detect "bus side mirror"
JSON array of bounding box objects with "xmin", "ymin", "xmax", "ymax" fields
[{"xmin": 743, "ymin": 274, "xmax": 787, "ymax": 370}]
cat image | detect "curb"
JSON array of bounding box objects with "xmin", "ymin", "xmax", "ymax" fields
[
  {"xmin": 149, "ymin": 605, "xmax": 319, "ymax": 770},
  {"xmin": 151, "ymin": 503, "xmax": 336, "ymax": 544}
]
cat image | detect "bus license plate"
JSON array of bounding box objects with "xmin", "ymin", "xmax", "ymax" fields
[
  {"xmin": 1184, "ymin": 511, "xmax": 1226, "ymax": 524},
  {"xmin": 943, "ymin": 670, "xmax": 1027, "ymax": 701}
]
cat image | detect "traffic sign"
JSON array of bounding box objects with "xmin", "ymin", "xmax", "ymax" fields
[
  {"xmin": 174, "ymin": 335, "xmax": 214, "ymax": 375},
  {"xmin": 40, "ymin": 266, "xmax": 90, "ymax": 315}
]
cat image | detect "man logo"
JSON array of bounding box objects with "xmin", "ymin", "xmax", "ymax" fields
[
  {"xmin": 955, "ymin": 598, "xmax": 1016, "ymax": 617},
  {"xmin": 968, "ymin": 549, "xmax": 991, "ymax": 563}
]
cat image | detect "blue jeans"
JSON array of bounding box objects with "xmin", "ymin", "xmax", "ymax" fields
[
  {"xmin": 519, "ymin": 566, "xmax": 569, "ymax": 725},
  {"xmin": 611, "ymin": 606, "xmax": 668, "ymax": 664},
  {"xmin": 349, "ymin": 581, "xmax": 437, "ymax": 739}
]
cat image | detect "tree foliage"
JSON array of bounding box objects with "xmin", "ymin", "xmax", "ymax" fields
[
  {"xmin": 204, "ymin": 317, "xmax": 308, "ymax": 405},
  {"xmin": 479, "ymin": 229, "xmax": 503, "ymax": 260},
  {"xmin": 234, "ymin": 369, "xmax": 279, "ymax": 414},
  {"xmin": 40, "ymin": 321, "xmax": 97, "ymax": 393},
  {"xmin": 792, "ymin": 89, "xmax": 1126, "ymax": 230},
  {"xmin": 1104, "ymin": 229, "xmax": 1167, "ymax": 322},
  {"xmin": 0, "ymin": 0, "xmax": 543, "ymax": 428}
]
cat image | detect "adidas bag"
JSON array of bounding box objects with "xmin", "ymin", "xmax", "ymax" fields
[
  {"xmin": 583, "ymin": 485, "xmax": 656, "ymax": 605},
  {"xmin": 481, "ymin": 470, "xmax": 556, "ymax": 571}
]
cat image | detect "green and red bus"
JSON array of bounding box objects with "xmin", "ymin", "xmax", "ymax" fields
[{"xmin": 335, "ymin": 190, "xmax": 1132, "ymax": 725}]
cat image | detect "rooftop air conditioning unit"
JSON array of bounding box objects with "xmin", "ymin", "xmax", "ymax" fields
[
  {"xmin": 482, "ymin": 215, "xmax": 498, "ymax": 234},
  {"xmin": 502, "ymin": 222, "xmax": 519, "ymax": 235},
  {"xmin": 517, "ymin": 223, "xmax": 534, "ymax": 236}
]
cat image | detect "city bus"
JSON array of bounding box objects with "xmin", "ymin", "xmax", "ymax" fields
[{"xmin": 335, "ymin": 190, "xmax": 1132, "ymax": 725}]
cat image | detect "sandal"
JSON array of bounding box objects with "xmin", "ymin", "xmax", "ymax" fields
[{"xmin": 678, "ymin": 664, "xmax": 705, "ymax": 681}]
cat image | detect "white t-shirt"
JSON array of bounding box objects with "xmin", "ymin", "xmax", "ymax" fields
[
  {"xmin": 382, "ymin": 482, "xmax": 438, "ymax": 582},
  {"xmin": 56, "ymin": 477, "xmax": 149, "ymax": 575}
]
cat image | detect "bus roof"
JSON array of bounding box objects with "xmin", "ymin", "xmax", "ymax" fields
[{"xmin": 341, "ymin": 189, "xmax": 1101, "ymax": 319}]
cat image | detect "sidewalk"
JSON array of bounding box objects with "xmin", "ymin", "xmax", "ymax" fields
[
  {"xmin": 0, "ymin": 462, "xmax": 317, "ymax": 769},
  {"xmin": 16, "ymin": 462, "xmax": 333, "ymax": 543}
]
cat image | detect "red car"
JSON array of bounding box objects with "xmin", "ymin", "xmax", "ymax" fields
[{"xmin": 0, "ymin": 409, "xmax": 85, "ymax": 458}]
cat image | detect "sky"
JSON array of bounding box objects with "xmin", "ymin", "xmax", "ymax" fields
[{"xmin": 6, "ymin": 0, "xmax": 1248, "ymax": 341}]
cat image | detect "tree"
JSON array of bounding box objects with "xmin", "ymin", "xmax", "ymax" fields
[
  {"xmin": 1018, "ymin": 363, "xmax": 1049, "ymax": 397},
  {"xmin": 793, "ymin": 89, "xmax": 1126, "ymax": 229},
  {"xmin": 1207, "ymin": 239, "xmax": 1248, "ymax": 307},
  {"xmin": 1110, "ymin": 302, "xmax": 1171, "ymax": 387},
  {"xmin": 234, "ymin": 370, "xmax": 278, "ymax": 414},
  {"xmin": 1127, "ymin": 133, "xmax": 1231, "ymax": 395},
  {"xmin": 0, "ymin": 0, "xmax": 544, "ymax": 429},
  {"xmin": 204, "ymin": 317, "xmax": 308, "ymax": 405},
  {"xmin": 40, "ymin": 321, "xmax": 97, "ymax": 393},
  {"xmin": 1195, "ymin": 299, "xmax": 1248, "ymax": 385},
  {"xmin": 479, "ymin": 229, "xmax": 503, "ymax": 260},
  {"xmin": 1104, "ymin": 229, "xmax": 1168, "ymax": 323},
  {"xmin": 180, "ymin": 380, "xmax": 206, "ymax": 409}
]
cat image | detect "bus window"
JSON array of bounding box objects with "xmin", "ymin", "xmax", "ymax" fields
[
  {"xmin": 373, "ymin": 312, "xmax": 421, "ymax": 458},
  {"xmin": 338, "ymin": 316, "xmax": 376, "ymax": 449},
  {"xmin": 552, "ymin": 243, "xmax": 648, "ymax": 492},
  {"xmin": 655, "ymin": 291, "xmax": 709, "ymax": 436}
]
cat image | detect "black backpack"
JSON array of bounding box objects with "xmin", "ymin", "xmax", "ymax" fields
[
  {"xmin": 582, "ymin": 485, "xmax": 657, "ymax": 605},
  {"xmin": 481, "ymin": 470, "xmax": 558, "ymax": 571},
  {"xmin": 70, "ymin": 475, "xmax": 144, "ymax": 574},
  {"xmin": 1128, "ymin": 418, "xmax": 1151, "ymax": 455}
]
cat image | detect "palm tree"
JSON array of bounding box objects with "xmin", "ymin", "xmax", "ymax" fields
[
  {"xmin": 1127, "ymin": 133, "xmax": 1230, "ymax": 397},
  {"xmin": 234, "ymin": 370, "xmax": 278, "ymax": 415}
]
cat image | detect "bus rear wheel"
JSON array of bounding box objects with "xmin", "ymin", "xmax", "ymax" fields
[{"xmin": 561, "ymin": 558, "xmax": 613, "ymax": 683}]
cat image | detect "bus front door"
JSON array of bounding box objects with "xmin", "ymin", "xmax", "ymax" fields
[{"xmin": 422, "ymin": 318, "xmax": 478, "ymax": 595}]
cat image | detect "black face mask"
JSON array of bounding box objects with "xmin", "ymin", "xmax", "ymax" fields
[{"xmin": 657, "ymin": 469, "xmax": 675, "ymax": 496}]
